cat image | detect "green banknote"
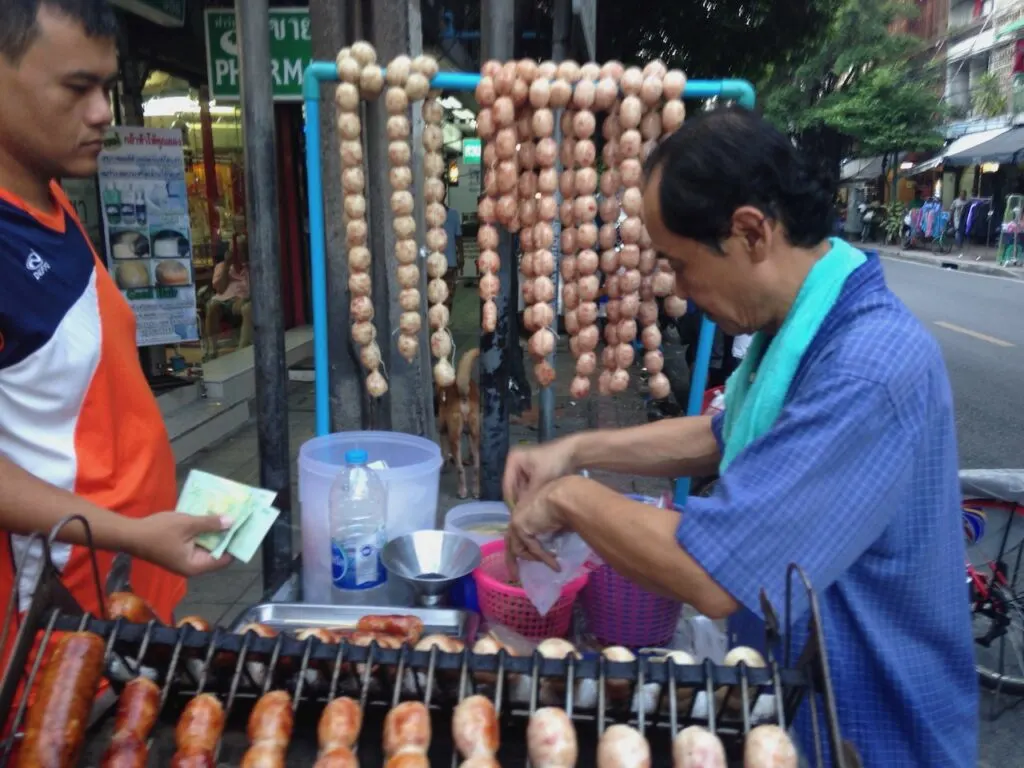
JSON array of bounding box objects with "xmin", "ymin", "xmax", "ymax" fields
[
  {"xmin": 225, "ymin": 506, "xmax": 282, "ymax": 564},
  {"xmin": 176, "ymin": 470, "xmax": 278, "ymax": 555}
]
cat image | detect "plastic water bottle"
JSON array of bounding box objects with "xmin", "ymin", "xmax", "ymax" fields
[{"xmin": 328, "ymin": 449, "xmax": 388, "ymax": 604}]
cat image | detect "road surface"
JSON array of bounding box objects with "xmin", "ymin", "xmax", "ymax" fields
[
  {"xmin": 881, "ymin": 258, "xmax": 1024, "ymax": 470},
  {"xmin": 881, "ymin": 257, "xmax": 1024, "ymax": 767}
]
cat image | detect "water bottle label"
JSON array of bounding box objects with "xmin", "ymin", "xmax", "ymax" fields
[{"xmin": 331, "ymin": 529, "xmax": 386, "ymax": 590}]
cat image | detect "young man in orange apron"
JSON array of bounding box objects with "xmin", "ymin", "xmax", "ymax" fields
[{"xmin": 0, "ymin": 0, "xmax": 233, "ymax": 733}]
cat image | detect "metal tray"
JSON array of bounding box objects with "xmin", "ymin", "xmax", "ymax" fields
[{"xmin": 230, "ymin": 602, "xmax": 479, "ymax": 642}]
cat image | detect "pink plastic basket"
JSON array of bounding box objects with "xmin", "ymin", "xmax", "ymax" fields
[
  {"xmin": 581, "ymin": 563, "xmax": 683, "ymax": 648},
  {"xmin": 472, "ymin": 539, "xmax": 590, "ymax": 640}
]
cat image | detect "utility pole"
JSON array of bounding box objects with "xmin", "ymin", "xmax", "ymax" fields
[
  {"xmin": 309, "ymin": 0, "xmax": 367, "ymax": 432},
  {"xmin": 235, "ymin": 0, "xmax": 292, "ymax": 593},
  {"xmin": 478, "ymin": 0, "xmax": 516, "ymax": 499}
]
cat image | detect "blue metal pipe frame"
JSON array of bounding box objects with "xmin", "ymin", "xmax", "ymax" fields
[{"xmin": 302, "ymin": 62, "xmax": 755, "ymax": 505}]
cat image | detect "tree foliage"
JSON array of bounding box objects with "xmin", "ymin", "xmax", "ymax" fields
[
  {"xmin": 973, "ymin": 72, "xmax": 1008, "ymax": 119},
  {"xmin": 759, "ymin": 0, "xmax": 944, "ymax": 174},
  {"xmin": 594, "ymin": 0, "xmax": 839, "ymax": 83},
  {"xmin": 814, "ymin": 65, "xmax": 945, "ymax": 156}
]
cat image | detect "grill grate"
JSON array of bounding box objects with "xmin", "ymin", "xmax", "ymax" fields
[{"xmin": 0, "ymin": 516, "xmax": 862, "ymax": 767}]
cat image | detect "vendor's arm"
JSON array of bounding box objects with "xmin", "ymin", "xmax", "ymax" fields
[
  {"xmin": 567, "ymin": 413, "xmax": 722, "ymax": 478},
  {"xmin": 550, "ymin": 476, "xmax": 739, "ymax": 619},
  {"xmin": 545, "ymin": 357, "xmax": 924, "ymax": 621},
  {"xmin": 503, "ymin": 412, "xmax": 721, "ymax": 508},
  {"xmin": 675, "ymin": 364, "xmax": 921, "ymax": 621}
]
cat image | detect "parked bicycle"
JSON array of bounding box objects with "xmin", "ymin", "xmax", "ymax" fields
[{"xmin": 962, "ymin": 470, "xmax": 1024, "ymax": 702}]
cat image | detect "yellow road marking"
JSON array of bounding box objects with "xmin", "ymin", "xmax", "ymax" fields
[{"xmin": 934, "ymin": 321, "xmax": 1014, "ymax": 348}]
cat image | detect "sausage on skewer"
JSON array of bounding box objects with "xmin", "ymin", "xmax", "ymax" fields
[
  {"xmin": 169, "ymin": 693, "xmax": 225, "ymax": 767},
  {"xmin": 318, "ymin": 695, "xmax": 363, "ymax": 752},
  {"xmin": 402, "ymin": 633, "xmax": 465, "ymax": 695},
  {"xmin": 355, "ymin": 615, "xmax": 425, "ymax": 646},
  {"xmin": 385, "ymin": 754, "xmax": 430, "ymax": 768},
  {"xmin": 597, "ymin": 724, "xmax": 652, "ymax": 768},
  {"xmin": 673, "ymin": 725, "xmax": 726, "ymax": 768},
  {"xmin": 452, "ymin": 695, "xmax": 500, "ymax": 760},
  {"xmin": 107, "ymin": 592, "xmax": 157, "ymax": 624},
  {"xmin": 315, "ymin": 748, "xmax": 359, "ymax": 768},
  {"xmin": 526, "ymin": 707, "xmax": 578, "ymax": 768},
  {"xmin": 239, "ymin": 690, "xmax": 294, "ymax": 768},
  {"xmin": 16, "ymin": 631, "xmax": 105, "ymax": 768},
  {"xmin": 176, "ymin": 616, "xmax": 210, "ymax": 632},
  {"xmin": 100, "ymin": 676, "xmax": 161, "ymax": 768},
  {"xmin": 312, "ymin": 695, "xmax": 362, "ymax": 768},
  {"xmin": 383, "ymin": 700, "xmax": 431, "ymax": 758}
]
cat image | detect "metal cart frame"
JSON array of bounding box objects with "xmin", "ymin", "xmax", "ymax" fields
[{"xmin": 299, "ymin": 63, "xmax": 754, "ymax": 508}]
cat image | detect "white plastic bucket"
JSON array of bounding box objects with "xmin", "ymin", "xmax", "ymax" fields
[
  {"xmin": 444, "ymin": 502, "xmax": 511, "ymax": 547},
  {"xmin": 299, "ymin": 431, "xmax": 443, "ymax": 604}
]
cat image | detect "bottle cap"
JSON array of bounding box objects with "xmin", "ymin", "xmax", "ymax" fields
[{"xmin": 344, "ymin": 448, "xmax": 369, "ymax": 465}]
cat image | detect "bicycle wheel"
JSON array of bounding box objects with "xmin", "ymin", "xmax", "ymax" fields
[
  {"xmin": 968, "ymin": 504, "xmax": 1024, "ymax": 694},
  {"xmin": 973, "ymin": 577, "xmax": 1024, "ymax": 694}
]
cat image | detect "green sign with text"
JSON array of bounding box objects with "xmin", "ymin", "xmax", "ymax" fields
[
  {"xmin": 462, "ymin": 138, "xmax": 482, "ymax": 164},
  {"xmin": 204, "ymin": 8, "xmax": 312, "ymax": 103}
]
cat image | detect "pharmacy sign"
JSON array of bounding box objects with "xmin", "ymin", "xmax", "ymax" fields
[{"xmin": 204, "ymin": 8, "xmax": 312, "ymax": 102}]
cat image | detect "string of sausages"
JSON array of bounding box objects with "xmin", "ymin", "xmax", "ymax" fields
[
  {"xmin": 423, "ymin": 89, "xmax": 457, "ymax": 388},
  {"xmin": 476, "ymin": 62, "xmax": 508, "ymax": 336},
  {"xmin": 469, "ymin": 60, "xmax": 696, "ymax": 400},
  {"xmin": 331, "ymin": 48, "xmax": 702, "ymax": 405},
  {"xmin": 521, "ymin": 62, "xmax": 558, "ymax": 388},
  {"xmin": 383, "ymin": 56, "xmax": 422, "ymax": 367},
  {"xmin": 566, "ymin": 63, "xmax": 603, "ymax": 398},
  {"xmin": 336, "ymin": 42, "xmax": 388, "ymax": 398}
]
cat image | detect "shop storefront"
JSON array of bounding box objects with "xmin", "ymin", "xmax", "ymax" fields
[{"xmin": 61, "ymin": 2, "xmax": 317, "ymax": 461}]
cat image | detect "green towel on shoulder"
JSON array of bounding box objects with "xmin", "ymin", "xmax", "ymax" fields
[{"xmin": 719, "ymin": 238, "xmax": 866, "ymax": 472}]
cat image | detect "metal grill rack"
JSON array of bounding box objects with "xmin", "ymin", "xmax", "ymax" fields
[{"xmin": 0, "ymin": 518, "xmax": 861, "ymax": 766}]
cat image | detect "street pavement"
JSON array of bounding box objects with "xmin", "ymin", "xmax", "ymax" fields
[
  {"xmin": 880, "ymin": 257, "xmax": 1024, "ymax": 469},
  {"xmin": 881, "ymin": 256, "xmax": 1024, "ymax": 766}
]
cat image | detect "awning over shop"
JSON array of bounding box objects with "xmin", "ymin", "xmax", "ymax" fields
[
  {"xmin": 996, "ymin": 17, "xmax": 1024, "ymax": 40},
  {"xmin": 945, "ymin": 126, "xmax": 1024, "ymax": 167},
  {"xmin": 839, "ymin": 156, "xmax": 883, "ymax": 185},
  {"xmin": 905, "ymin": 127, "xmax": 1012, "ymax": 175}
]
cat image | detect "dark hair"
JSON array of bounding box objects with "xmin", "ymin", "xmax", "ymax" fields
[
  {"xmin": 644, "ymin": 106, "xmax": 835, "ymax": 249},
  {"xmin": 0, "ymin": 0, "xmax": 117, "ymax": 63}
]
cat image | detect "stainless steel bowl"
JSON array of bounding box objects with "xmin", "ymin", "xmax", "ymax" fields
[{"xmin": 381, "ymin": 530, "xmax": 482, "ymax": 607}]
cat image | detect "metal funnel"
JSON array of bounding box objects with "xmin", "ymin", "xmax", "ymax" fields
[{"xmin": 382, "ymin": 530, "xmax": 481, "ymax": 607}]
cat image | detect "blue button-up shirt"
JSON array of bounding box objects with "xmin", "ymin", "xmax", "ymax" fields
[{"xmin": 678, "ymin": 254, "xmax": 977, "ymax": 766}]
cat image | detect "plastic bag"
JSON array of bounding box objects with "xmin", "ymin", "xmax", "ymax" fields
[
  {"xmin": 672, "ymin": 609, "xmax": 729, "ymax": 664},
  {"xmin": 518, "ymin": 532, "xmax": 595, "ymax": 616}
]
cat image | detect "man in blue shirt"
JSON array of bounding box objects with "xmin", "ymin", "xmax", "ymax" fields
[{"xmin": 502, "ymin": 108, "xmax": 977, "ymax": 766}]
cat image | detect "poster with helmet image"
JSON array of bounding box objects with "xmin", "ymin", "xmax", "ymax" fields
[{"xmin": 97, "ymin": 126, "xmax": 199, "ymax": 346}]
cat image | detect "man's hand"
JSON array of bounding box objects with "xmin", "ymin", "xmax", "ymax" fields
[
  {"xmin": 505, "ymin": 476, "xmax": 577, "ymax": 576},
  {"xmin": 129, "ymin": 512, "xmax": 234, "ymax": 577},
  {"xmin": 501, "ymin": 437, "xmax": 577, "ymax": 510}
]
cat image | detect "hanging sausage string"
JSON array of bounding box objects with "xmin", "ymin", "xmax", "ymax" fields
[{"xmin": 334, "ymin": 45, "xmax": 688, "ymax": 400}]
